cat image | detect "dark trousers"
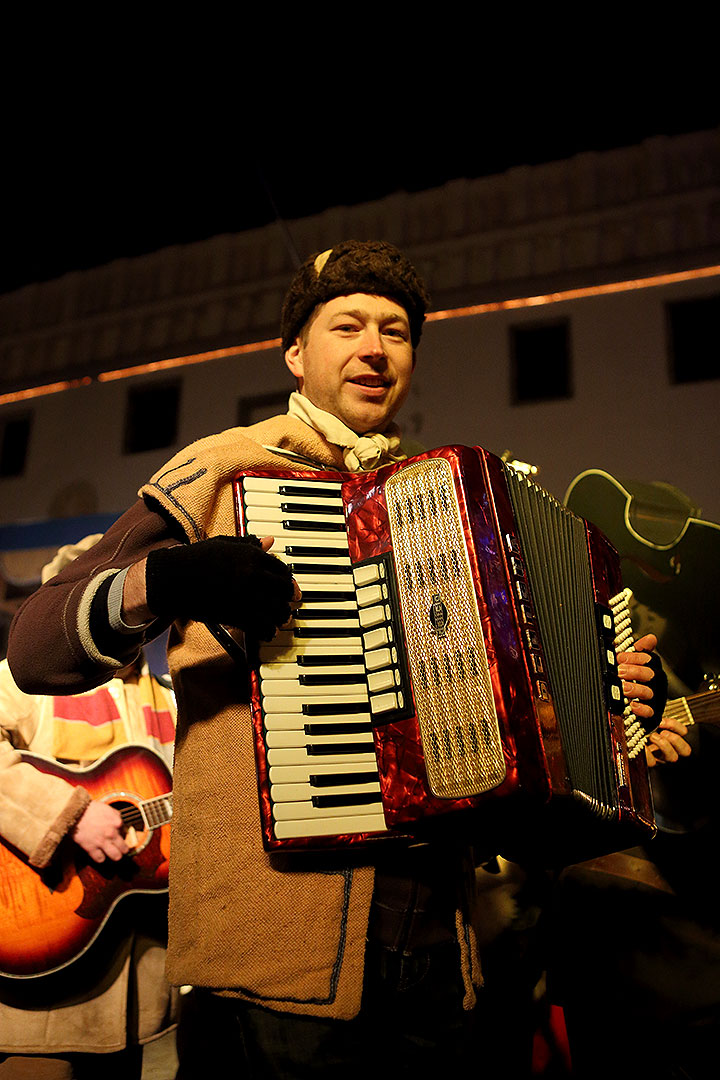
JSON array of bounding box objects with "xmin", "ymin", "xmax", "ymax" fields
[{"xmin": 177, "ymin": 940, "xmax": 475, "ymax": 1079}]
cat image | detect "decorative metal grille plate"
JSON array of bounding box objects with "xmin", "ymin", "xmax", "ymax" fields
[{"xmin": 385, "ymin": 458, "xmax": 506, "ymax": 799}]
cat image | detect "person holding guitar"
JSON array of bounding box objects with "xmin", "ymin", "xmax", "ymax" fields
[{"xmin": 0, "ymin": 537, "xmax": 177, "ymax": 1080}]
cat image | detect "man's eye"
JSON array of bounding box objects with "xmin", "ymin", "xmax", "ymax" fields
[
  {"xmin": 335, "ymin": 324, "xmax": 360, "ymax": 333},
  {"xmin": 384, "ymin": 327, "xmax": 408, "ymax": 340}
]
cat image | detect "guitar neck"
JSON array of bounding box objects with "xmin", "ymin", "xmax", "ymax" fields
[
  {"xmin": 143, "ymin": 793, "xmax": 173, "ymax": 828},
  {"xmin": 664, "ymin": 690, "xmax": 720, "ymax": 728},
  {"xmin": 119, "ymin": 793, "xmax": 173, "ymax": 832}
]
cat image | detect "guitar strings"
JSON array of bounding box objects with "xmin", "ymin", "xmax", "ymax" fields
[{"xmin": 117, "ymin": 794, "xmax": 173, "ymax": 830}]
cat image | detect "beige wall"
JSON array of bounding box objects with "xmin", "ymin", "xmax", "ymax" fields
[{"xmin": 2, "ymin": 269, "xmax": 718, "ymax": 530}]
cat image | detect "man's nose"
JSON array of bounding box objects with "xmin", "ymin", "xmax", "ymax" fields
[{"xmin": 358, "ymin": 325, "xmax": 385, "ymax": 358}]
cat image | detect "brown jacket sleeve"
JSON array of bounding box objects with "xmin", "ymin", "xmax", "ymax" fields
[{"xmin": 7, "ymin": 499, "xmax": 179, "ymax": 696}]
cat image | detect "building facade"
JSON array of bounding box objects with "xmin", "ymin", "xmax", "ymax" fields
[{"xmin": 1, "ymin": 128, "xmax": 719, "ymax": 613}]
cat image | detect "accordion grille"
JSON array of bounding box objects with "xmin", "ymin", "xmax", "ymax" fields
[{"xmin": 386, "ymin": 457, "xmax": 506, "ymax": 799}]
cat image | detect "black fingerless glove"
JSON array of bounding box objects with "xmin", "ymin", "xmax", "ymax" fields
[
  {"xmin": 145, "ymin": 535, "xmax": 295, "ymax": 640},
  {"xmin": 646, "ymin": 651, "xmax": 669, "ymax": 732}
]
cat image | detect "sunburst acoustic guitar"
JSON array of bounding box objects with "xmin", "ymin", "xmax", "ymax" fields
[{"xmin": 0, "ymin": 744, "xmax": 172, "ymax": 979}]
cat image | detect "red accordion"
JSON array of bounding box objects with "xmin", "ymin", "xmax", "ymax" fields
[{"xmin": 233, "ymin": 445, "xmax": 655, "ymax": 861}]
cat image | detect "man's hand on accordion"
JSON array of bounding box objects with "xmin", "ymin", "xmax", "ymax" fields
[
  {"xmin": 616, "ymin": 633, "xmax": 691, "ymax": 767},
  {"xmin": 126, "ymin": 535, "xmax": 301, "ymax": 641},
  {"xmin": 617, "ymin": 632, "xmax": 661, "ymax": 723}
]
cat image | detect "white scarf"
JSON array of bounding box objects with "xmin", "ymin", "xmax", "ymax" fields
[{"xmin": 286, "ymin": 392, "xmax": 409, "ymax": 472}]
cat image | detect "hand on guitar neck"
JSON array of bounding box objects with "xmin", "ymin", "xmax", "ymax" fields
[
  {"xmin": 645, "ymin": 716, "xmax": 692, "ymax": 768},
  {"xmin": 71, "ymin": 800, "xmax": 131, "ymax": 863}
]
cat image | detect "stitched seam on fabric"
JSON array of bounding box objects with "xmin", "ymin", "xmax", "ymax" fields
[
  {"xmin": 153, "ymin": 458, "xmax": 199, "ymax": 484},
  {"xmin": 163, "ymin": 471, "xmax": 207, "ymax": 494},
  {"xmin": 145, "ymin": 472, "xmax": 207, "ymax": 541},
  {"xmin": 219, "ymin": 868, "xmax": 353, "ymax": 1007},
  {"xmin": 326, "ymin": 867, "xmax": 352, "ymax": 1003}
]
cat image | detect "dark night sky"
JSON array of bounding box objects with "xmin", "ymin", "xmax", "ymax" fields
[{"xmin": 3, "ymin": 77, "xmax": 718, "ymax": 297}]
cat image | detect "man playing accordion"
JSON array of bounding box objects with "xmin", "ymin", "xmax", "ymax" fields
[{"xmin": 7, "ymin": 241, "xmax": 671, "ymax": 1077}]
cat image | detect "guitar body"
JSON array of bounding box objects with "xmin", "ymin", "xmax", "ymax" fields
[{"xmin": 0, "ymin": 745, "xmax": 172, "ymax": 979}]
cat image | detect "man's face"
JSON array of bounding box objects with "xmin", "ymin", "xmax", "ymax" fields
[{"xmin": 284, "ymin": 294, "xmax": 415, "ymax": 434}]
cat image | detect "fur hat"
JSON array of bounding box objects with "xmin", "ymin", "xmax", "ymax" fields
[{"xmin": 280, "ymin": 240, "xmax": 430, "ymax": 353}]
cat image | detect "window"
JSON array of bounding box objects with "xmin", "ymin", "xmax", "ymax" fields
[
  {"xmin": 0, "ymin": 413, "xmax": 32, "ymax": 477},
  {"xmin": 123, "ymin": 382, "xmax": 180, "ymax": 454},
  {"xmin": 237, "ymin": 391, "xmax": 290, "ymax": 427},
  {"xmin": 667, "ymin": 294, "xmax": 720, "ymax": 384},
  {"xmin": 511, "ymin": 321, "xmax": 572, "ymax": 404}
]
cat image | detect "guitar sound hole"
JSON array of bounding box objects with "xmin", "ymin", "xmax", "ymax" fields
[{"xmin": 107, "ymin": 799, "xmax": 148, "ymax": 850}]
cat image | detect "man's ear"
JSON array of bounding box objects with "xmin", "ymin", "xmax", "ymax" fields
[{"xmin": 285, "ymin": 342, "xmax": 303, "ymax": 380}]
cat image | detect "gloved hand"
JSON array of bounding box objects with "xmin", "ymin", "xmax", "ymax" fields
[{"xmin": 145, "ymin": 535, "xmax": 296, "ymax": 640}]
